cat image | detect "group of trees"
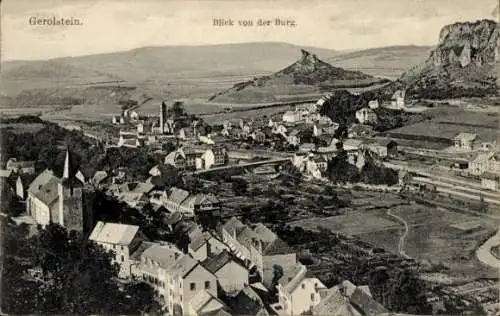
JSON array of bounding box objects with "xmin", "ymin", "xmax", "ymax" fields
[
  {"xmin": 326, "ymin": 147, "xmax": 398, "ymax": 186},
  {"xmin": 1, "ymin": 221, "xmax": 159, "ymax": 315}
]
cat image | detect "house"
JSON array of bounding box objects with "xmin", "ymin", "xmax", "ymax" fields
[
  {"xmin": 180, "ymin": 193, "xmax": 221, "ymax": 215},
  {"xmin": 312, "ymin": 280, "xmax": 387, "ymax": 316},
  {"xmin": 367, "ymin": 140, "xmax": 398, "ymax": 158},
  {"xmin": 298, "ymin": 143, "xmax": 316, "ymax": 153},
  {"xmin": 453, "ymin": 133, "xmax": 478, "ymax": 151},
  {"xmin": 165, "ymin": 147, "xmax": 200, "ymax": 170},
  {"xmin": 343, "ymin": 139, "xmax": 365, "ymax": 151},
  {"xmin": 26, "ymin": 149, "xmax": 89, "ymax": 232},
  {"xmin": 165, "ymin": 254, "xmax": 218, "ymax": 315},
  {"xmin": 318, "ymin": 116, "xmax": 334, "ymax": 126},
  {"xmin": 250, "ymin": 131, "xmax": 266, "ymax": 143},
  {"xmin": 481, "ymin": 172, "xmax": 499, "ymax": 190},
  {"xmin": 0, "ymin": 169, "xmax": 13, "ymax": 179},
  {"xmin": 390, "ymin": 90, "xmax": 406, "ymax": 109},
  {"xmin": 6, "ymin": 158, "xmax": 35, "ymax": 174},
  {"xmin": 287, "ymin": 130, "xmax": 301, "ymax": 147},
  {"xmin": 368, "ymin": 100, "xmax": 379, "ymax": 109},
  {"xmin": 202, "ymin": 250, "xmax": 249, "ymax": 295},
  {"xmin": 89, "ymin": 221, "xmax": 144, "ymax": 278},
  {"xmin": 226, "ymin": 285, "xmax": 269, "ymax": 316},
  {"xmin": 295, "ymin": 103, "xmax": 317, "ymax": 113},
  {"xmin": 312, "ymin": 125, "xmax": 323, "ymax": 137},
  {"xmin": 469, "ymin": 151, "xmax": 497, "ymax": 175},
  {"xmin": 306, "ymin": 155, "xmax": 328, "ymax": 178},
  {"xmin": 166, "ymin": 187, "xmax": 191, "ymax": 213},
  {"xmin": 187, "ymin": 290, "xmax": 228, "ymax": 316},
  {"xmin": 199, "ymin": 135, "xmax": 215, "ymax": 145},
  {"xmin": 221, "ymin": 218, "xmax": 296, "ymax": 281},
  {"xmin": 131, "ymin": 241, "xmax": 183, "ymax": 302},
  {"xmin": 282, "ymin": 111, "xmax": 299, "ymax": 123},
  {"xmin": 118, "ymin": 131, "xmax": 142, "ymax": 148},
  {"xmin": 196, "ymin": 146, "xmax": 228, "ymax": 170},
  {"xmin": 274, "ymin": 263, "xmax": 327, "ymax": 316},
  {"xmin": 273, "ymin": 124, "xmax": 288, "ymax": 137},
  {"xmin": 355, "ymin": 108, "xmax": 378, "ymax": 124},
  {"xmin": 348, "ymin": 124, "xmax": 374, "ymax": 138}
]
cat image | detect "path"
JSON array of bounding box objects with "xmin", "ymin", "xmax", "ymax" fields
[
  {"xmin": 476, "ymin": 230, "xmax": 500, "ymax": 269},
  {"xmin": 386, "ymin": 209, "xmax": 411, "ymax": 259}
]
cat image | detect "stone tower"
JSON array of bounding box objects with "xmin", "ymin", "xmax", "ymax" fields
[
  {"xmin": 57, "ymin": 148, "xmax": 86, "ymax": 232},
  {"xmin": 160, "ymin": 101, "xmax": 167, "ymax": 134}
]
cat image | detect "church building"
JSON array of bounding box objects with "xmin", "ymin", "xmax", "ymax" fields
[{"xmin": 26, "ymin": 148, "xmax": 91, "ymax": 232}]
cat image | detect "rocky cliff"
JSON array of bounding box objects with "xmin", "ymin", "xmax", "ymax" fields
[{"xmin": 400, "ymin": 19, "xmax": 499, "ymax": 99}]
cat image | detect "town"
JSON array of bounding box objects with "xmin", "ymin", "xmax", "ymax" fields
[{"xmin": 0, "ymin": 6, "xmax": 499, "ymax": 316}]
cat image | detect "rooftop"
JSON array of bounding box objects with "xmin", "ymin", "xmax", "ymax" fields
[{"xmin": 89, "ymin": 221, "xmax": 140, "ymax": 245}]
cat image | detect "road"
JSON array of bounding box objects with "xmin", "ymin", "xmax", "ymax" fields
[
  {"xmin": 476, "ymin": 230, "xmax": 500, "ymax": 269},
  {"xmin": 386, "ymin": 209, "xmax": 411, "ymax": 259}
]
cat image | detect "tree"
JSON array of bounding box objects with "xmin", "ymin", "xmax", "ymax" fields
[
  {"xmin": 26, "ymin": 223, "xmax": 156, "ymax": 315},
  {"xmin": 172, "ymin": 101, "xmax": 185, "ymax": 117},
  {"xmin": 232, "ymin": 178, "xmax": 248, "ymax": 195}
]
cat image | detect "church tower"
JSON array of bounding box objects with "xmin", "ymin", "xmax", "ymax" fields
[
  {"xmin": 160, "ymin": 101, "xmax": 167, "ymax": 134},
  {"xmin": 57, "ymin": 148, "xmax": 86, "ymax": 232}
]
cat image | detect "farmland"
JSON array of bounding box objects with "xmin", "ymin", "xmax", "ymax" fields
[{"xmin": 385, "ymin": 108, "xmax": 499, "ymax": 146}]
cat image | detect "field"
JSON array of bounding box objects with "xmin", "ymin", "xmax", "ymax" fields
[
  {"xmin": 289, "ymin": 188, "xmax": 499, "ymax": 280},
  {"xmin": 386, "ymin": 108, "xmax": 499, "ymax": 144}
]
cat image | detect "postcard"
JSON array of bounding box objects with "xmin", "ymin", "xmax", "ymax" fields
[{"xmin": 1, "ymin": 0, "xmax": 499, "ymax": 315}]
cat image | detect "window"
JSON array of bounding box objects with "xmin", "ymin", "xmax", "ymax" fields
[
  {"xmin": 113, "ymin": 245, "xmax": 116, "ymax": 249},
  {"xmin": 180, "ymin": 295, "xmax": 182, "ymax": 302},
  {"xmin": 205, "ymin": 281, "xmax": 210, "ymax": 289},
  {"xmin": 121, "ymin": 245, "xmax": 124, "ymax": 251},
  {"xmin": 301, "ymin": 284, "xmax": 305, "ymax": 289},
  {"xmin": 190, "ymin": 283, "xmax": 196, "ymax": 291},
  {"xmin": 311, "ymin": 293, "xmax": 315, "ymax": 301},
  {"xmin": 121, "ymin": 255, "xmax": 124, "ymax": 262}
]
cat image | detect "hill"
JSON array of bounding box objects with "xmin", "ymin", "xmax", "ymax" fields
[
  {"xmin": 327, "ymin": 45, "xmax": 433, "ymax": 79},
  {"xmin": 1, "ymin": 42, "xmax": 340, "ymax": 97},
  {"xmin": 400, "ymin": 19, "xmax": 499, "ymax": 99},
  {"xmin": 210, "ymin": 49, "xmax": 389, "ymax": 104}
]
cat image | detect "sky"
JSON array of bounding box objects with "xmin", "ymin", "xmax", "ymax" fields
[{"xmin": 2, "ymin": 0, "xmax": 498, "ymax": 61}]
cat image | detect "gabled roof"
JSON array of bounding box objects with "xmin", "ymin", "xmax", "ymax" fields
[
  {"xmin": 141, "ymin": 242, "xmax": 183, "ymax": 269},
  {"xmin": 28, "ymin": 169, "xmax": 56, "ymax": 194},
  {"xmin": 202, "ymin": 250, "xmax": 247, "ymax": 274},
  {"xmin": 312, "ymin": 286, "xmax": 358, "ymax": 316},
  {"xmin": 168, "ymin": 187, "xmax": 190, "ymax": 205},
  {"xmin": 132, "ymin": 182, "xmax": 154, "ymax": 194},
  {"xmin": 189, "ymin": 290, "xmax": 226, "ymax": 315},
  {"xmin": 236, "ymin": 226, "xmax": 258, "ymax": 250},
  {"xmin": 454, "ymin": 132, "xmax": 477, "ymax": 141},
  {"xmin": 166, "ymin": 254, "xmax": 199, "ymax": 278},
  {"xmin": 278, "ymin": 263, "xmax": 307, "ymax": 294},
  {"xmin": 28, "ymin": 170, "xmax": 60, "ymax": 207},
  {"xmin": 89, "ymin": 221, "xmax": 140, "ymax": 245},
  {"xmin": 262, "ymin": 237, "xmax": 295, "ymax": 256},
  {"xmin": 223, "ymin": 217, "xmax": 245, "ymax": 236},
  {"xmin": 350, "ymin": 287, "xmax": 388, "ymax": 316},
  {"xmin": 252, "ymin": 223, "xmax": 277, "ymax": 244},
  {"xmin": 92, "ymin": 170, "xmax": 108, "ymax": 186}
]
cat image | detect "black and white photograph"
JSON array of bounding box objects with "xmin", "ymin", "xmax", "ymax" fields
[{"xmin": 0, "ymin": 0, "xmax": 499, "ymax": 315}]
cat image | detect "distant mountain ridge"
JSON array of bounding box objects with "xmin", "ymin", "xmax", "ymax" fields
[{"xmin": 400, "ymin": 19, "xmax": 499, "ymax": 98}]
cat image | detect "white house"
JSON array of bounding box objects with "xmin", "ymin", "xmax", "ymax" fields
[
  {"xmin": 481, "ymin": 172, "xmax": 499, "ymax": 190},
  {"xmin": 355, "ymin": 108, "xmax": 378, "ymax": 124},
  {"xmin": 165, "ymin": 255, "xmax": 217, "ymax": 315},
  {"xmin": 282, "ymin": 111, "xmax": 300, "ymax": 123},
  {"xmin": 274, "ymin": 263, "xmax": 327, "ymax": 316},
  {"xmin": 469, "ymin": 151, "xmax": 497, "ymax": 175},
  {"xmin": 202, "ymin": 250, "xmax": 249, "ymax": 295},
  {"xmin": 453, "ymin": 133, "xmax": 479, "ymax": 152},
  {"xmin": 89, "ymin": 221, "xmax": 144, "ymax": 278},
  {"xmin": 391, "ymin": 90, "xmax": 406, "ymax": 109},
  {"xmin": 132, "ymin": 241, "xmax": 183, "ymax": 302}
]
